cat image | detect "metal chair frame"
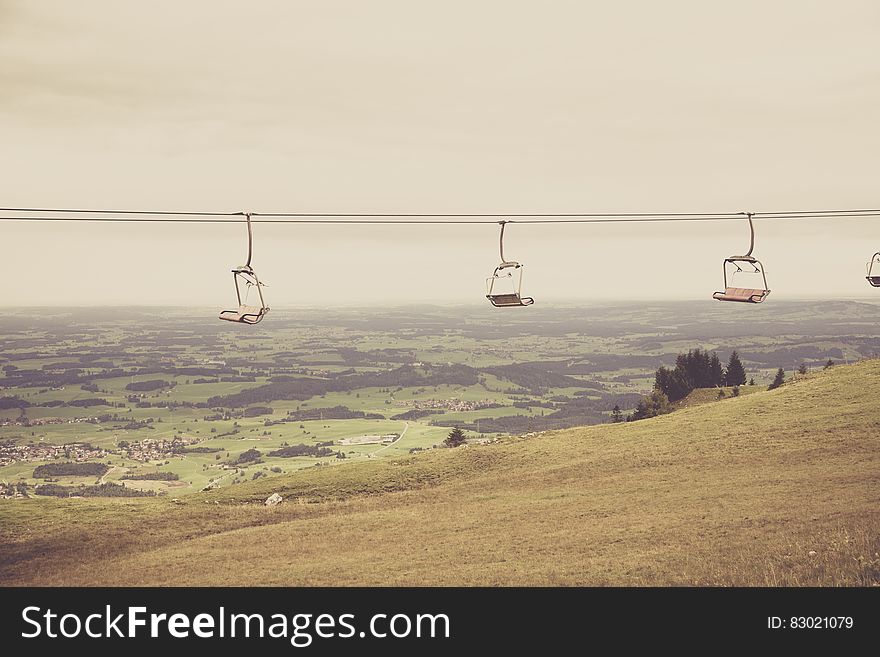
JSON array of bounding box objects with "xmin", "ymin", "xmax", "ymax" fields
[
  {"xmin": 219, "ymin": 212, "xmax": 270, "ymax": 324},
  {"xmin": 486, "ymin": 221, "xmax": 534, "ymax": 307},
  {"xmin": 713, "ymin": 212, "xmax": 770, "ymax": 303}
]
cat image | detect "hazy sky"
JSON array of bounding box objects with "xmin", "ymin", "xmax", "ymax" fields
[{"xmin": 1, "ymin": 0, "xmax": 879, "ymax": 306}]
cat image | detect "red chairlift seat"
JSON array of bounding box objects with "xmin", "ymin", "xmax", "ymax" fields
[
  {"xmin": 219, "ymin": 306, "xmax": 268, "ymax": 324},
  {"xmin": 712, "ymin": 286, "xmax": 770, "ymax": 303}
]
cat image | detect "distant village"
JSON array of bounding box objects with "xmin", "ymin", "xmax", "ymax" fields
[
  {"xmin": 0, "ymin": 441, "xmax": 107, "ymax": 468},
  {"xmin": 0, "ymin": 436, "xmax": 201, "ymax": 467},
  {"xmin": 0, "ymin": 415, "xmax": 105, "ymax": 427},
  {"xmin": 120, "ymin": 436, "xmax": 200, "ymax": 462},
  {"xmin": 397, "ymin": 398, "xmax": 500, "ymax": 412}
]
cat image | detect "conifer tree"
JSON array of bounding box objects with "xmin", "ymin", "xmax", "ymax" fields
[
  {"xmin": 768, "ymin": 367, "xmax": 785, "ymax": 390},
  {"xmin": 725, "ymin": 351, "xmax": 747, "ymax": 386},
  {"xmin": 444, "ymin": 427, "xmax": 467, "ymax": 447},
  {"xmin": 709, "ymin": 352, "xmax": 724, "ymax": 387}
]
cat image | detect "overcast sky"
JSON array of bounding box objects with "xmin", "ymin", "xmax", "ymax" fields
[{"xmin": 1, "ymin": 0, "xmax": 879, "ymax": 306}]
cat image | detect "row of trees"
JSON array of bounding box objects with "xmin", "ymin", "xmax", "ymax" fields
[
  {"xmin": 32, "ymin": 462, "xmax": 109, "ymax": 478},
  {"xmin": 267, "ymin": 444, "xmax": 337, "ymax": 458},
  {"xmin": 34, "ymin": 482, "xmax": 155, "ymax": 498},
  {"xmin": 654, "ymin": 349, "xmax": 747, "ymax": 403}
]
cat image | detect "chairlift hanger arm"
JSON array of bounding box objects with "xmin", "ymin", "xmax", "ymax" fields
[
  {"xmin": 235, "ymin": 211, "xmax": 254, "ymax": 268},
  {"xmin": 496, "ymin": 219, "xmax": 524, "ymax": 266},
  {"xmin": 727, "ymin": 211, "xmax": 756, "ymax": 259},
  {"xmin": 744, "ymin": 211, "xmax": 755, "ymax": 258}
]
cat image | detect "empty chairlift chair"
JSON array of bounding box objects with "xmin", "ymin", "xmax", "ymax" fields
[
  {"xmin": 486, "ymin": 221, "xmax": 534, "ymax": 307},
  {"xmin": 713, "ymin": 212, "xmax": 770, "ymax": 304},
  {"xmin": 867, "ymin": 252, "xmax": 880, "ymax": 287},
  {"xmin": 219, "ymin": 212, "xmax": 270, "ymax": 324}
]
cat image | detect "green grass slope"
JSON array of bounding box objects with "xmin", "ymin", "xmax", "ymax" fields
[
  {"xmin": 673, "ymin": 383, "xmax": 765, "ymax": 409},
  {"xmin": 2, "ymin": 360, "xmax": 879, "ymax": 586}
]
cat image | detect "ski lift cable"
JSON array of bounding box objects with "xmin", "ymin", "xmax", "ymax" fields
[{"xmin": 0, "ymin": 209, "xmax": 878, "ymax": 224}]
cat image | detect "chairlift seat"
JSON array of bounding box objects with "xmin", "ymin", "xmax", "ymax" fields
[
  {"xmin": 712, "ymin": 214, "xmax": 772, "ymax": 304},
  {"xmin": 712, "ymin": 287, "xmax": 770, "ymax": 303},
  {"xmin": 487, "ymin": 293, "xmax": 534, "ymax": 308},
  {"xmin": 867, "ymin": 276, "xmax": 880, "ymax": 287},
  {"xmin": 485, "ymin": 223, "xmax": 535, "ymax": 308},
  {"xmin": 219, "ymin": 305, "xmax": 269, "ymax": 324}
]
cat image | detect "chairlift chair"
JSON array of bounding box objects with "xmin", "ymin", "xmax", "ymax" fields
[
  {"xmin": 867, "ymin": 252, "xmax": 880, "ymax": 287},
  {"xmin": 486, "ymin": 221, "xmax": 534, "ymax": 307},
  {"xmin": 712, "ymin": 212, "xmax": 770, "ymax": 303},
  {"xmin": 219, "ymin": 212, "xmax": 270, "ymax": 324}
]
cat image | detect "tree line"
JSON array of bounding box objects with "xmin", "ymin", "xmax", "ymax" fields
[
  {"xmin": 654, "ymin": 349, "xmax": 747, "ymax": 403},
  {"xmin": 33, "ymin": 462, "xmax": 109, "ymax": 478},
  {"xmin": 616, "ymin": 350, "xmax": 826, "ymax": 423},
  {"xmin": 35, "ymin": 482, "xmax": 155, "ymax": 498},
  {"xmin": 621, "ymin": 349, "xmax": 756, "ymax": 423}
]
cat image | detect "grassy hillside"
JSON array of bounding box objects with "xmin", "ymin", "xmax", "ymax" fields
[
  {"xmin": 2, "ymin": 360, "xmax": 879, "ymax": 586},
  {"xmin": 673, "ymin": 383, "xmax": 765, "ymax": 409}
]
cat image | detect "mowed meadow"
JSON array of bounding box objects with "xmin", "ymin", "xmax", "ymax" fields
[{"xmin": 1, "ymin": 360, "xmax": 879, "ymax": 586}]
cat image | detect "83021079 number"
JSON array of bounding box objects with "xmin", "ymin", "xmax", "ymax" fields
[{"xmin": 768, "ymin": 616, "xmax": 854, "ymax": 629}]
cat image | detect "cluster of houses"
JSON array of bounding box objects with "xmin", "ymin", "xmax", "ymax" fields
[
  {"xmin": 398, "ymin": 398, "xmax": 499, "ymax": 412},
  {"xmin": 0, "ymin": 441, "xmax": 107, "ymax": 467},
  {"xmin": 121, "ymin": 436, "xmax": 200, "ymax": 462},
  {"xmin": 339, "ymin": 434, "xmax": 400, "ymax": 446},
  {"xmin": 0, "ymin": 482, "xmax": 29, "ymax": 499},
  {"xmin": 0, "ymin": 415, "xmax": 103, "ymax": 428},
  {"xmin": 0, "ymin": 433, "xmax": 205, "ymax": 469}
]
